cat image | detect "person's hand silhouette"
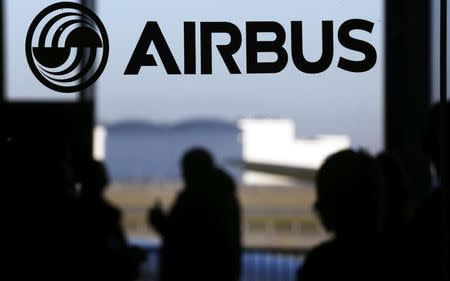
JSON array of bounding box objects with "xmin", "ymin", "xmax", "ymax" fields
[{"xmin": 148, "ymin": 201, "xmax": 165, "ymax": 233}]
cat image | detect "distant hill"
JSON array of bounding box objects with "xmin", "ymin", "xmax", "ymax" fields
[
  {"xmin": 105, "ymin": 119, "xmax": 239, "ymax": 133},
  {"xmin": 106, "ymin": 120, "xmax": 164, "ymax": 133},
  {"xmin": 172, "ymin": 119, "xmax": 238, "ymax": 131}
]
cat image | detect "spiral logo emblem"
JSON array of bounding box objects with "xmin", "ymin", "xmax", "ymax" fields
[{"xmin": 26, "ymin": 2, "xmax": 109, "ymax": 93}]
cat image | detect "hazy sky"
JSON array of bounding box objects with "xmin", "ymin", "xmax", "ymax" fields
[{"xmin": 6, "ymin": 0, "xmax": 445, "ymax": 153}]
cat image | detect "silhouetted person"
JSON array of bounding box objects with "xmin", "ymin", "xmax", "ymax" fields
[
  {"xmin": 408, "ymin": 102, "xmax": 449, "ymax": 280},
  {"xmin": 2, "ymin": 137, "xmax": 79, "ymax": 281},
  {"xmin": 297, "ymin": 149, "xmax": 384, "ymax": 281},
  {"xmin": 148, "ymin": 148, "xmax": 241, "ymax": 281},
  {"xmin": 78, "ymin": 160, "xmax": 146, "ymax": 281}
]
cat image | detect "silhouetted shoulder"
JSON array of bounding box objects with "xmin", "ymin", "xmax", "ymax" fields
[
  {"xmin": 297, "ymin": 240, "xmax": 337, "ymax": 281},
  {"xmin": 298, "ymin": 238, "xmax": 381, "ymax": 281}
]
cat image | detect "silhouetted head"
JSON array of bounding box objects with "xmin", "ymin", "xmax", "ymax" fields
[
  {"xmin": 423, "ymin": 102, "xmax": 449, "ymax": 178},
  {"xmin": 315, "ymin": 149, "xmax": 383, "ymax": 236},
  {"xmin": 181, "ymin": 147, "xmax": 214, "ymax": 187},
  {"xmin": 81, "ymin": 160, "xmax": 109, "ymax": 197}
]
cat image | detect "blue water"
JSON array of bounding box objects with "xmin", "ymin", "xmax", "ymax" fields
[{"xmin": 105, "ymin": 122, "xmax": 242, "ymax": 182}]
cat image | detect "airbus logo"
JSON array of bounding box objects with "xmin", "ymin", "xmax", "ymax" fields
[
  {"xmin": 26, "ymin": 2, "xmax": 109, "ymax": 93},
  {"xmin": 26, "ymin": 3, "xmax": 377, "ymax": 93}
]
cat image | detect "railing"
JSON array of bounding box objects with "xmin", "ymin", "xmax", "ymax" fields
[
  {"xmin": 136, "ymin": 243, "xmax": 307, "ymax": 281},
  {"xmin": 242, "ymin": 247, "xmax": 306, "ymax": 281}
]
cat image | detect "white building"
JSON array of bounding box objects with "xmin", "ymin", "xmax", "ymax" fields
[{"xmin": 239, "ymin": 118, "xmax": 351, "ymax": 186}]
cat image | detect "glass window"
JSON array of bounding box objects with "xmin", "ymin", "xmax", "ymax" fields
[
  {"xmin": 95, "ymin": 0, "xmax": 385, "ymax": 250},
  {"xmin": 431, "ymin": 0, "xmax": 450, "ymax": 103}
]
